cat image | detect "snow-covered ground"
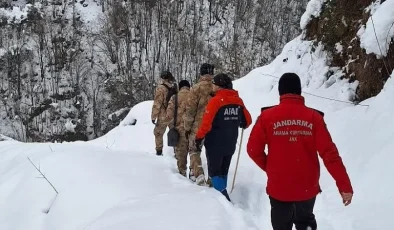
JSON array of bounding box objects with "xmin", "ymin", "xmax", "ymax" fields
[
  {"xmin": 0, "ymin": 34, "xmax": 392, "ymax": 229},
  {"xmin": 1, "ymin": 1, "xmax": 394, "ymax": 229}
]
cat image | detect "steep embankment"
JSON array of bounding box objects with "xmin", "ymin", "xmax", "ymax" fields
[{"xmin": 303, "ymin": 0, "xmax": 394, "ymax": 101}]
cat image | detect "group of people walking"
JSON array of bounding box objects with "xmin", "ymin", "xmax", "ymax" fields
[
  {"xmin": 150, "ymin": 65, "xmax": 354, "ymax": 230},
  {"xmin": 151, "ymin": 63, "xmax": 251, "ymax": 200}
]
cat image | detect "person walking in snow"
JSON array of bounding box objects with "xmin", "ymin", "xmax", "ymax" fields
[
  {"xmin": 195, "ymin": 73, "xmax": 252, "ymax": 201},
  {"xmin": 247, "ymin": 73, "xmax": 354, "ymax": 230},
  {"xmin": 183, "ymin": 63, "xmax": 215, "ymax": 186},
  {"xmin": 165, "ymin": 80, "xmax": 191, "ymax": 177},
  {"xmin": 151, "ymin": 71, "xmax": 177, "ymax": 156}
]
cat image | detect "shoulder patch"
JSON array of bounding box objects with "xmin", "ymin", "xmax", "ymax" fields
[
  {"xmin": 312, "ymin": 108, "xmax": 324, "ymax": 117},
  {"xmin": 261, "ymin": 106, "xmax": 276, "ymax": 112}
]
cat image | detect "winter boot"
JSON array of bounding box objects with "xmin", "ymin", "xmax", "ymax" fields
[
  {"xmin": 206, "ymin": 177, "xmax": 213, "ymax": 187},
  {"xmin": 221, "ymin": 189, "xmax": 231, "ymax": 202},
  {"xmin": 189, "ymin": 169, "xmax": 196, "ymax": 182},
  {"xmin": 156, "ymin": 150, "xmax": 163, "ymax": 156},
  {"xmin": 212, "ymin": 176, "xmax": 231, "ymax": 201},
  {"xmin": 212, "ymin": 176, "xmax": 226, "ymax": 192},
  {"xmin": 196, "ymin": 174, "xmax": 206, "ymax": 186},
  {"xmin": 223, "ymin": 175, "xmax": 228, "ymax": 189},
  {"xmin": 179, "ymin": 170, "xmax": 187, "ymax": 177}
]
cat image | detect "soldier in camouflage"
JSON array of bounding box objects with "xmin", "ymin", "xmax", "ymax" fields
[
  {"xmin": 165, "ymin": 80, "xmax": 191, "ymax": 177},
  {"xmin": 184, "ymin": 63, "xmax": 215, "ymax": 186},
  {"xmin": 151, "ymin": 71, "xmax": 176, "ymax": 156}
]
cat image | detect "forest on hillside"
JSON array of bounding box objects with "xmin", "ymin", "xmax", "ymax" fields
[{"xmin": 0, "ymin": 0, "xmax": 308, "ymax": 142}]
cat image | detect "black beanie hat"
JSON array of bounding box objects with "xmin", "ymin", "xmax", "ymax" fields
[
  {"xmin": 278, "ymin": 73, "xmax": 302, "ymax": 95},
  {"xmin": 213, "ymin": 73, "xmax": 232, "ymax": 89},
  {"xmin": 160, "ymin": 71, "xmax": 173, "ymax": 80},
  {"xmin": 200, "ymin": 63, "xmax": 215, "ymax": 76},
  {"xmin": 178, "ymin": 80, "xmax": 190, "ymax": 89}
]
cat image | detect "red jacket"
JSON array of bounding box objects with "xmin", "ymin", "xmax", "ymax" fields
[
  {"xmin": 196, "ymin": 89, "xmax": 252, "ymax": 155},
  {"xmin": 247, "ymin": 94, "xmax": 353, "ymax": 201}
]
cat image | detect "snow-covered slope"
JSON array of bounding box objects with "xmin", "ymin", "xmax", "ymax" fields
[
  {"xmin": 0, "ymin": 57, "xmax": 392, "ymax": 230},
  {"xmin": 358, "ymin": 0, "xmax": 394, "ymax": 57},
  {"xmin": 0, "ymin": 141, "xmax": 257, "ymax": 230},
  {"xmin": 0, "ymin": 1, "xmax": 393, "ymax": 229},
  {"xmin": 228, "ymin": 37, "xmax": 394, "ymax": 230}
]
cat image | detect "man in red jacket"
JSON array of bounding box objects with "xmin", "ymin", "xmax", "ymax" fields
[
  {"xmin": 195, "ymin": 73, "xmax": 252, "ymax": 201},
  {"xmin": 247, "ymin": 73, "xmax": 353, "ymax": 230}
]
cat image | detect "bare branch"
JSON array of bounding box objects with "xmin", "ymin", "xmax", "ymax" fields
[{"xmin": 27, "ymin": 157, "xmax": 59, "ymax": 194}]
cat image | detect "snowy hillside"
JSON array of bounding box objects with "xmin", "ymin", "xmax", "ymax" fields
[
  {"xmin": 1, "ymin": 36, "xmax": 392, "ymax": 229},
  {"xmin": 0, "ymin": 0, "xmax": 310, "ymax": 142},
  {"xmin": 0, "ymin": 0, "xmax": 393, "ymax": 229}
]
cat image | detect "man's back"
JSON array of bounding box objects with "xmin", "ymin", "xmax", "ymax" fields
[
  {"xmin": 184, "ymin": 63, "xmax": 215, "ymax": 185},
  {"xmin": 247, "ymin": 73, "xmax": 353, "ymax": 230},
  {"xmin": 151, "ymin": 80, "xmax": 174, "ymax": 123},
  {"xmin": 262, "ymin": 96, "xmax": 321, "ymax": 164},
  {"xmin": 184, "ymin": 75, "xmax": 213, "ymax": 132},
  {"xmin": 196, "ymin": 89, "xmax": 252, "ymax": 155},
  {"xmin": 166, "ymin": 87, "xmax": 190, "ymax": 132},
  {"xmin": 248, "ymin": 94, "xmax": 353, "ymax": 202}
]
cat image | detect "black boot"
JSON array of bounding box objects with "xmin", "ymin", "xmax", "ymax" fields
[
  {"xmin": 156, "ymin": 150, "xmax": 163, "ymax": 156},
  {"xmin": 221, "ymin": 189, "xmax": 231, "ymax": 202}
]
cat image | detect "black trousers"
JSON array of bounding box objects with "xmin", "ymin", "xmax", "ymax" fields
[
  {"xmin": 269, "ymin": 196, "xmax": 317, "ymax": 230},
  {"xmin": 206, "ymin": 153, "xmax": 232, "ymax": 178}
]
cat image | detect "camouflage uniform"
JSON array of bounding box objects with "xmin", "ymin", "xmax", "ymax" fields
[
  {"xmin": 184, "ymin": 75, "xmax": 214, "ymax": 184},
  {"xmin": 165, "ymin": 86, "xmax": 190, "ymax": 176},
  {"xmin": 151, "ymin": 79, "xmax": 175, "ymax": 153}
]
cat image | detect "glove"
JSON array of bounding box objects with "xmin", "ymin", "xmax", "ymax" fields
[
  {"xmin": 152, "ymin": 120, "xmax": 156, "ymax": 124},
  {"xmin": 185, "ymin": 130, "xmax": 191, "ymax": 139},
  {"xmin": 195, "ymin": 138, "xmax": 203, "ymax": 152}
]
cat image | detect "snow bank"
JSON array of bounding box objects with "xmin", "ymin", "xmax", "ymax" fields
[
  {"xmin": 120, "ymin": 101, "xmax": 153, "ymax": 126},
  {"xmin": 0, "ymin": 134, "xmax": 15, "ymax": 141},
  {"xmin": 0, "ymin": 142, "xmax": 253, "ymax": 230},
  {"xmin": 89, "ymin": 101, "xmax": 156, "ymax": 152},
  {"xmin": 228, "ymin": 33, "xmax": 394, "ymax": 229},
  {"xmin": 358, "ymin": 0, "xmax": 394, "ymax": 57},
  {"xmin": 234, "ymin": 36, "xmax": 359, "ymax": 115},
  {"xmin": 300, "ymin": 0, "xmax": 328, "ymax": 30}
]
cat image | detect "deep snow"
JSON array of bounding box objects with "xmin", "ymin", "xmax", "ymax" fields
[
  {"xmin": 0, "ymin": 2, "xmax": 393, "ymax": 229},
  {"xmin": 1, "ymin": 35, "xmax": 392, "ymax": 229},
  {"xmin": 358, "ymin": 0, "xmax": 394, "ymax": 57}
]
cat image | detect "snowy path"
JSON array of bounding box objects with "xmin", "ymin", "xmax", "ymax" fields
[{"xmin": 0, "ymin": 140, "xmax": 259, "ymax": 230}]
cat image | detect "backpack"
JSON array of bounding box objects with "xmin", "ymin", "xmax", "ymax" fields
[
  {"xmin": 162, "ymin": 83, "xmax": 178, "ymax": 108},
  {"xmin": 167, "ymin": 93, "xmax": 179, "ymax": 147}
]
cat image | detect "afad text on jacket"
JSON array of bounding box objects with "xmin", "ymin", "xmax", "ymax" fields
[{"xmin": 196, "ymin": 89, "xmax": 252, "ymax": 155}]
